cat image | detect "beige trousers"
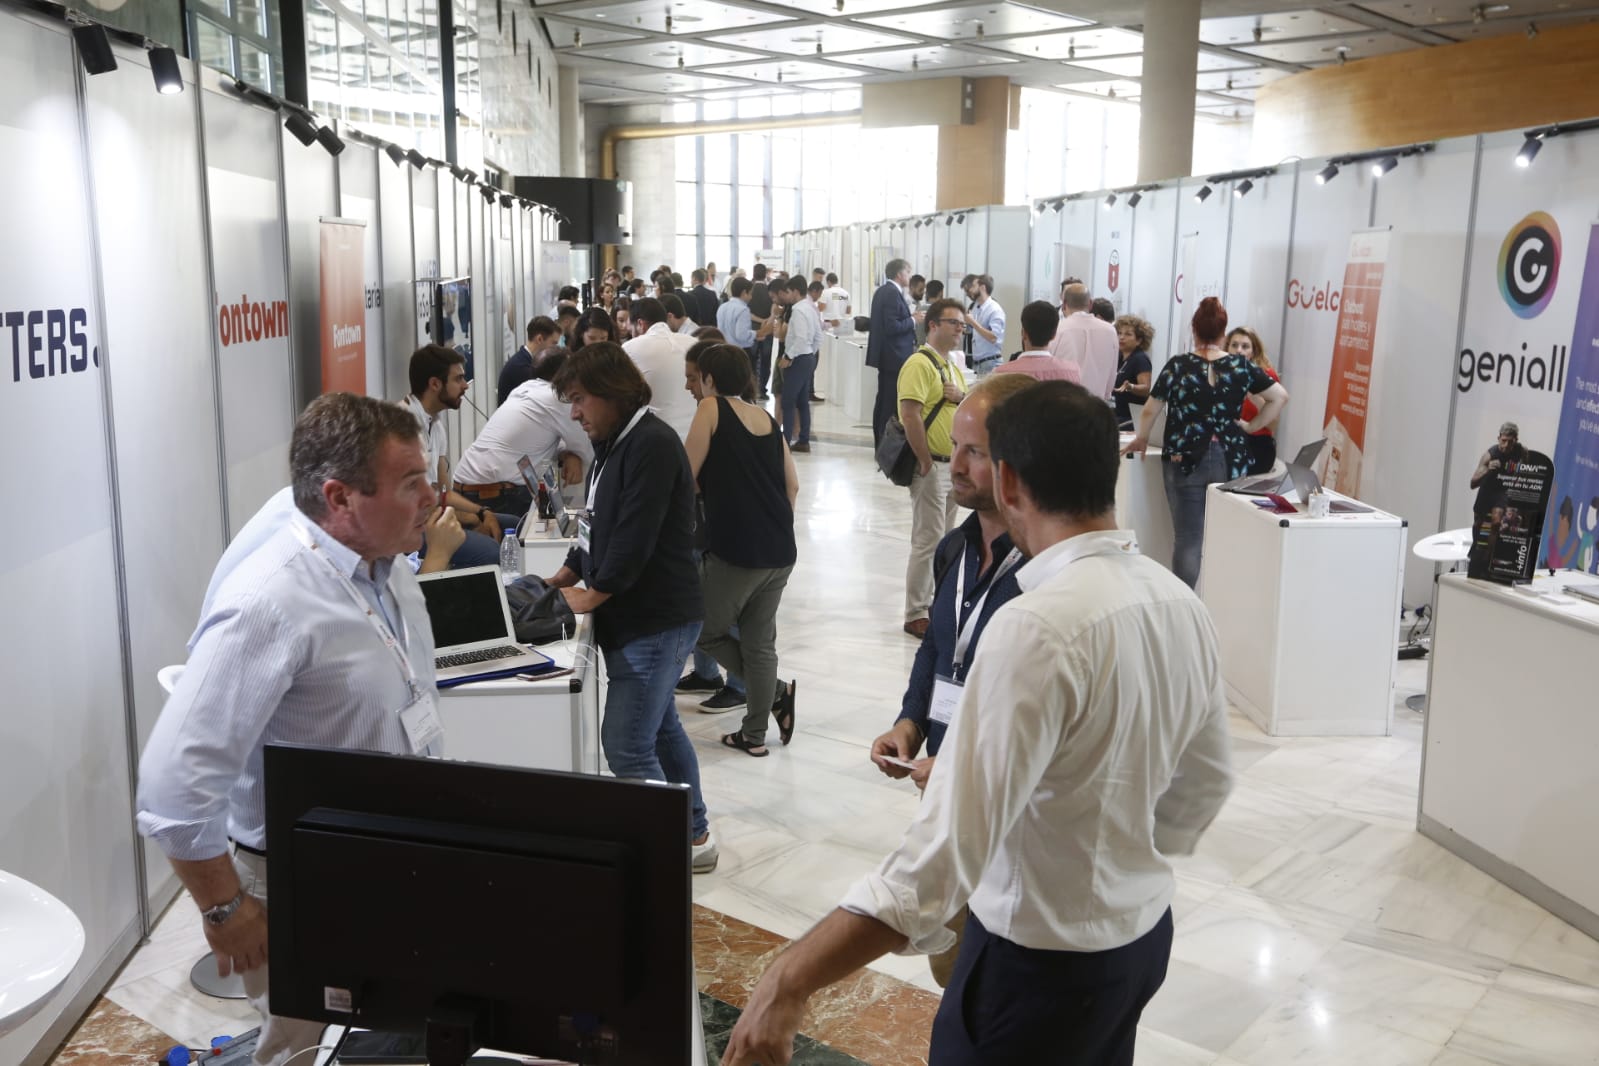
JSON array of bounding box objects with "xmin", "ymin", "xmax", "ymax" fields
[{"xmin": 905, "ymin": 461, "xmax": 958, "ymax": 622}]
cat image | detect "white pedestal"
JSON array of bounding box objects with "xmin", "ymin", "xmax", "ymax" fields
[
  {"xmin": 822, "ymin": 333, "xmax": 874, "ymax": 428},
  {"xmin": 1419, "ymin": 572, "xmax": 1599, "ymax": 939},
  {"xmin": 1115, "ymin": 447, "xmax": 1173, "ymax": 571},
  {"xmin": 435, "ymin": 614, "xmax": 603, "ymax": 774},
  {"xmin": 518, "ymin": 520, "xmax": 578, "ymax": 580},
  {"xmin": 1200, "ymin": 485, "xmax": 1406, "ymax": 736}
]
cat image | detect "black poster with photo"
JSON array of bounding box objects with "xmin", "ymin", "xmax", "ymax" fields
[{"xmin": 1469, "ymin": 450, "xmax": 1555, "ymax": 583}]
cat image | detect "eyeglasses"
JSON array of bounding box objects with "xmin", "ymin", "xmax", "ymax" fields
[{"xmin": 933, "ymin": 318, "xmax": 966, "ymax": 329}]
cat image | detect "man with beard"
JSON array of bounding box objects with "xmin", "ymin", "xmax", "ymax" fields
[{"xmin": 404, "ymin": 344, "xmax": 506, "ymax": 566}]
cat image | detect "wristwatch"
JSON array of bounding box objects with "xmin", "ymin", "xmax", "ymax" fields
[{"xmin": 202, "ymin": 890, "xmax": 246, "ymax": 926}]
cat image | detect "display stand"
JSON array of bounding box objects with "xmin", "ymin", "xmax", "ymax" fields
[
  {"xmin": 1419, "ymin": 571, "xmax": 1599, "ymax": 940},
  {"xmin": 517, "ymin": 521, "xmax": 578, "ymax": 580},
  {"xmin": 1115, "ymin": 445, "xmax": 1173, "ymax": 571},
  {"xmin": 820, "ymin": 332, "xmax": 874, "ymax": 429},
  {"xmin": 1200, "ymin": 485, "xmax": 1407, "ymax": 736},
  {"xmin": 1404, "ymin": 528, "xmax": 1472, "ymax": 711}
]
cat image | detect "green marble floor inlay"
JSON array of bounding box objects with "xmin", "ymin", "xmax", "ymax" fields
[{"xmin": 699, "ymin": 992, "xmax": 868, "ymax": 1065}]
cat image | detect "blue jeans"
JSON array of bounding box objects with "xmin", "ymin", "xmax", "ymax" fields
[
  {"xmin": 781, "ymin": 353, "xmax": 817, "ymax": 444},
  {"xmin": 1162, "ymin": 445, "xmax": 1228, "ymax": 590},
  {"xmin": 601, "ymin": 621, "xmax": 709, "ymax": 839},
  {"xmin": 754, "ymin": 337, "xmax": 774, "ymax": 395}
]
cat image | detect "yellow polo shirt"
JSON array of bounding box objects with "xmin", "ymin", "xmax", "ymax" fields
[{"xmin": 896, "ymin": 345, "xmax": 966, "ymax": 459}]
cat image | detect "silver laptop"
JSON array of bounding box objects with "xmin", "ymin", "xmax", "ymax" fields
[
  {"xmin": 1223, "ymin": 438, "xmax": 1327, "ymax": 498},
  {"xmin": 517, "ymin": 455, "xmax": 579, "ymax": 538},
  {"xmin": 417, "ymin": 565, "xmax": 552, "ymax": 682}
]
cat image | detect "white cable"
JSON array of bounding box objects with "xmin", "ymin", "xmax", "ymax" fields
[{"xmin": 275, "ymin": 1028, "xmax": 350, "ymax": 1066}]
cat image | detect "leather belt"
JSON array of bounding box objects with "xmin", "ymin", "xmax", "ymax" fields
[
  {"xmin": 455, "ymin": 480, "xmax": 518, "ymax": 499},
  {"xmin": 931, "ymin": 455, "xmax": 951, "ymax": 463},
  {"xmin": 231, "ymin": 838, "xmax": 267, "ymax": 858}
]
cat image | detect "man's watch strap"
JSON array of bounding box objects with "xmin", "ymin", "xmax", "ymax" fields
[{"xmin": 202, "ymin": 890, "xmax": 246, "ymax": 926}]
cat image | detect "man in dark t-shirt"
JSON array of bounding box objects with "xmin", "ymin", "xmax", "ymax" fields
[{"xmin": 497, "ymin": 315, "xmax": 561, "ymax": 405}]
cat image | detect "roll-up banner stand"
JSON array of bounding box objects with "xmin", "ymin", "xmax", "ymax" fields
[
  {"xmin": 1541, "ymin": 221, "xmax": 1599, "ymax": 573},
  {"xmin": 1445, "ymin": 129, "xmax": 1599, "ymax": 532},
  {"xmin": 339, "ymin": 144, "xmax": 386, "ymax": 399},
  {"xmin": 1317, "ymin": 228, "xmax": 1391, "ymax": 497},
  {"xmin": 319, "ymin": 217, "xmax": 367, "ymax": 394}
]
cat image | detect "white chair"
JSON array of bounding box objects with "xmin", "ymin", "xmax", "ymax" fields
[{"xmin": 155, "ymin": 663, "xmax": 247, "ymax": 1001}]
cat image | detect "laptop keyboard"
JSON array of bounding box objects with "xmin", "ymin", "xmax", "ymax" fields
[{"xmin": 435, "ymin": 645, "xmax": 524, "ymax": 669}]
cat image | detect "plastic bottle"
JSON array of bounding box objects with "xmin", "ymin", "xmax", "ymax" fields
[{"xmin": 500, "ymin": 528, "xmax": 520, "ymax": 582}]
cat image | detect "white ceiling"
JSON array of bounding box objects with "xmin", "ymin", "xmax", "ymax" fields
[{"xmin": 546, "ymin": 0, "xmax": 1599, "ymax": 118}]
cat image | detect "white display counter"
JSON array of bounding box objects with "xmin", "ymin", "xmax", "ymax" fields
[
  {"xmin": 436, "ymin": 613, "xmax": 603, "ymax": 774},
  {"xmin": 518, "ymin": 519, "xmax": 579, "ymax": 579},
  {"xmin": 820, "ymin": 331, "xmax": 875, "ymax": 428},
  {"xmin": 1200, "ymin": 485, "xmax": 1407, "ymax": 736},
  {"xmin": 1115, "ymin": 445, "xmax": 1173, "ymax": 571},
  {"xmin": 1419, "ymin": 571, "xmax": 1599, "ymax": 939}
]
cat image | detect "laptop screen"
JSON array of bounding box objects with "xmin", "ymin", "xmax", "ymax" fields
[{"xmin": 418, "ymin": 569, "xmax": 510, "ymax": 649}]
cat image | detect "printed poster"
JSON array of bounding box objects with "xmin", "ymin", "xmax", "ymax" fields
[
  {"xmin": 319, "ymin": 217, "xmax": 367, "ymax": 394},
  {"xmin": 1541, "ymin": 221, "xmax": 1599, "ymax": 573},
  {"xmin": 1318, "ymin": 229, "xmax": 1390, "ymax": 497}
]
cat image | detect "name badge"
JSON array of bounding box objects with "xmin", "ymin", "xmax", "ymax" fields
[
  {"xmin": 929, "ymin": 674, "xmax": 963, "ymax": 727},
  {"xmin": 576, "ymin": 515, "xmax": 592, "ymax": 555},
  {"xmin": 400, "ymin": 691, "xmax": 444, "ymax": 754}
]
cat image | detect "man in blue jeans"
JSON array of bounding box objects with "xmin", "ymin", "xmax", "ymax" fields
[
  {"xmin": 777, "ymin": 276, "xmax": 822, "ymax": 453},
  {"xmin": 542, "ymin": 343, "xmax": 717, "ymax": 873}
]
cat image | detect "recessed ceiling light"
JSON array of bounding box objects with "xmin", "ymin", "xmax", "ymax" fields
[
  {"xmin": 651, "ymin": 49, "xmax": 677, "ymax": 55},
  {"xmin": 674, "ymin": 14, "xmax": 700, "ymax": 22},
  {"xmin": 593, "ymin": 12, "xmax": 607, "ymax": 16}
]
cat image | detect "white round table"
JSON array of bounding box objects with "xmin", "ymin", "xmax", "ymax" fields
[
  {"xmin": 1407, "ymin": 528, "xmax": 1473, "ymax": 711},
  {"xmin": 0, "ymin": 870, "xmax": 84, "ymax": 1038}
]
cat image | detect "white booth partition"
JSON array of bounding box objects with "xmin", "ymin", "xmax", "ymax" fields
[
  {"xmin": 1091, "ymin": 198, "xmax": 1135, "ymax": 320},
  {"xmin": 339, "ymin": 143, "xmax": 389, "ymax": 401},
  {"xmin": 1222, "ymin": 167, "xmax": 1295, "ymax": 377},
  {"xmin": 378, "ymin": 139, "xmax": 418, "ymax": 402},
  {"xmin": 280, "ymin": 123, "xmax": 338, "ymax": 411},
  {"xmin": 1126, "ymin": 184, "xmax": 1179, "ymax": 358}
]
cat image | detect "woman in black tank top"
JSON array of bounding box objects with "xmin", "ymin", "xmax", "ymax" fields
[{"xmin": 684, "ymin": 344, "xmax": 800, "ymax": 756}]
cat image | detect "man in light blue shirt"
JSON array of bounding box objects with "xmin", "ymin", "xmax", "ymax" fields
[
  {"xmin": 137, "ymin": 393, "xmax": 443, "ymax": 1066},
  {"xmin": 964, "ymin": 274, "xmax": 1007, "ymax": 374},
  {"xmin": 716, "ymin": 277, "xmax": 758, "ymax": 359}
]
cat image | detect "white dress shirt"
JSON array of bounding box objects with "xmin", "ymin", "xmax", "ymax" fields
[
  {"xmin": 137, "ymin": 515, "xmax": 440, "ymax": 859},
  {"xmin": 785, "ymin": 296, "xmax": 823, "ymax": 357},
  {"xmin": 840, "ymin": 530, "xmax": 1232, "ymax": 954},
  {"xmin": 400, "ymin": 393, "xmax": 450, "ymax": 485},
  {"xmin": 676, "ymin": 318, "xmax": 697, "ymax": 335},
  {"xmin": 821, "ymin": 285, "xmax": 851, "ymax": 330},
  {"xmin": 623, "ymin": 321, "xmax": 699, "ymax": 441},
  {"xmin": 453, "ymin": 378, "xmax": 593, "ymax": 486},
  {"xmin": 1048, "ymin": 311, "xmax": 1120, "ymax": 402}
]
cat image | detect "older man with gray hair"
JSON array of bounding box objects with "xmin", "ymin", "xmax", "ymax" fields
[
  {"xmin": 866, "ymin": 256, "xmax": 919, "ymax": 444},
  {"xmin": 1048, "ymin": 281, "xmax": 1119, "ymax": 403}
]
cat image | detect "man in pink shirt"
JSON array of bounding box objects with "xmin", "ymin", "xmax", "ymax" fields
[
  {"xmin": 994, "ymin": 301, "xmax": 1084, "ymax": 384},
  {"xmin": 1048, "ymin": 282, "xmax": 1118, "ymax": 402}
]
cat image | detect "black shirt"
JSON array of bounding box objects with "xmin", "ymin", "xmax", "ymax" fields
[
  {"xmin": 563, "ymin": 411, "xmax": 703, "ymax": 650},
  {"xmin": 749, "ymin": 282, "xmax": 773, "ymax": 321},
  {"xmin": 497, "ymin": 345, "xmax": 536, "ymax": 405},
  {"xmin": 1114, "ymin": 348, "xmax": 1152, "ymax": 424},
  {"xmin": 698, "ymin": 398, "xmax": 796, "ymax": 569}
]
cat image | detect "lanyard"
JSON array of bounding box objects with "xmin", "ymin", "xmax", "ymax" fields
[
  {"xmin": 291, "ymin": 520, "xmax": 422, "ymax": 703},
  {"xmin": 951, "ymin": 545, "xmax": 1024, "ymax": 676},
  {"xmin": 587, "ymin": 406, "xmax": 649, "ymax": 508}
]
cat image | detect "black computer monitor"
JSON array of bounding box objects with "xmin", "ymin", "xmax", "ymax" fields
[{"xmin": 263, "ymin": 744, "xmax": 693, "ymax": 1066}]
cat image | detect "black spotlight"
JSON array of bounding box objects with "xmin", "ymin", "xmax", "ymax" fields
[
  {"xmin": 315, "ymin": 125, "xmax": 345, "ymax": 155},
  {"xmin": 385, "ymin": 143, "xmax": 406, "ymax": 165},
  {"xmin": 406, "ymin": 148, "xmax": 426, "ymax": 169},
  {"xmin": 1103, "ymin": 193, "xmax": 1117, "ymax": 210},
  {"xmin": 148, "ymin": 46, "xmax": 183, "ymax": 94},
  {"xmin": 73, "ymin": 23, "xmax": 118, "ymax": 75},
  {"xmin": 1234, "ymin": 178, "xmax": 1254, "ymax": 198},
  {"xmin": 1515, "ymin": 136, "xmax": 1543, "ymax": 168},
  {"xmin": 499, "ymin": 193, "xmax": 514, "ymax": 208},
  {"xmin": 945, "ymin": 216, "xmax": 954, "ymax": 226},
  {"xmin": 1051, "ymin": 200, "xmax": 1064, "ymax": 213},
  {"xmin": 284, "ymin": 111, "xmax": 319, "ymax": 147},
  {"xmin": 1127, "ymin": 191, "xmax": 1143, "ymax": 208},
  {"xmin": 1193, "ymin": 184, "xmax": 1213, "ymax": 203},
  {"xmin": 1315, "ymin": 162, "xmax": 1339, "ymax": 184},
  {"xmin": 1371, "ymin": 155, "xmax": 1399, "ymax": 177},
  {"xmin": 480, "ymin": 185, "xmax": 496, "ymax": 203}
]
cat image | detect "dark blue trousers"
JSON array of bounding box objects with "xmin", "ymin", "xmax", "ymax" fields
[{"xmin": 929, "ymin": 909, "xmax": 1173, "ymax": 1066}]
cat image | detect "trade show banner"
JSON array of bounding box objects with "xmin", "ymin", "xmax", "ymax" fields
[
  {"xmin": 1092, "ymin": 201, "xmax": 1132, "ymax": 315},
  {"xmin": 1318, "ymin": 229, "xmax": 1390, "ymax": 496},
  {"xmin": 1469, "ymin": 447, "xmax": 1554, "ymax": 582},
  {"xmin": 318, "ymin": 218, "xmax": 367, "ymax": 394},
  {"xmin": 1541, "ymin": 222, "xmax": 1599, "ymax": 573}
]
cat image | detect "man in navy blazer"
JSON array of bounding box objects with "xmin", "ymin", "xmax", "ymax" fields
[{"xmin": 866, "ymin": 258, "xmax": 917, "ymax": 444}]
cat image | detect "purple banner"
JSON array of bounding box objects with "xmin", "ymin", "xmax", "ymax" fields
[{"xmin": 1541, "ymin": 223, "xmax": 1599, "ymax": 573}]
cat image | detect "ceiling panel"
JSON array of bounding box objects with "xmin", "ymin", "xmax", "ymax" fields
[
  {"xmin": 1200, "ymin": 9, "xmax": 1370, "ymax": 46},
  {"xmin": 728, "ymin": 0, "xmax": 941, "ymax": 15},
  {"xmin": 1068, "ymin": 48, "xmax": 1252, "ymax": 77},
  {"xmin": 572, "ymin": 39, "xmax": 769, "ymax": 66},
  {"xmin": 833, "ymin": 44, "xmax": 1020, "ymax": 70},
  {"xmin": 559, "ymin": 0, "xmax": 796, "ymax": 35},
  {"xmin": 1049, "ymin": 77, "xmax": 1139, "ymax": 99},
  {"xmin": 1355, "ymin": 0, "xmax": 1596, "ymax": 25},
  {"xmin": 697, "ymin": 57, "xmax": 867, "ymax": 80},
  {"xmin": 578, "ymin": 70, "xmax": 745, "ymax": 92},
  {"xmin": 544, "ymin": 21, "xmax": 646, "ymax": 47},
  {"xmin": 1433, "ymin": 7, "xmax": 1599, "ymax": 39},
  {"xmin": 706, "ymin": 23, "xmax": 918, "ymax": 53},
  {"xmin": 981, "ymin": 26, "xmax": 1144, "ymax": 59},
  {"xmin": 1194, "ymin": 65, "xmax": 1289, "ymax": 91},
  {"xmin": 1235, "ymin": 31, "xmax": 1413, "ymax": 63},
  {"xmin": 856, "ymin": 2, "xmax": 1090, "ymax": 40}
]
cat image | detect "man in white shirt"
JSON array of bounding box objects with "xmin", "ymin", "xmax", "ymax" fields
[
  {"xmin": 722, "ymin": 380, "xmax": 1233, "ymax": 1066},
  {"xmin": 820, "ymin": 272, "xmax": 851, "ymax": 333},
  {"xmin": 962, "ymin": 274, "xmax": 1006, "ymax": 374},
  {"xmin": 662, "ymin": 293, "xmax": 696, "ymax": 335},
  {"xmin": 453, "ymin": 348, "xmax": 594, "ymax": 516},
  {"xmin": 623, "ymin": 297, "xmax": 699, "ymax": 440},
  {"xmin": 1049, "ymin": 282, "xmax": 1119, "ymax": 402}
]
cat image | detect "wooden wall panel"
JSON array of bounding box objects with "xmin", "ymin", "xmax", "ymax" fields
[
  {"xmin": 1254, "ymin": 22, "xmax": 1599, "ymax": 161},
  {"xmin": 936, "ymin": 76, "xmax": 1011, "ymax": 210}
]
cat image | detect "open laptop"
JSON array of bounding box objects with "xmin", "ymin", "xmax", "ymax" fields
[
  {"xmin": 1222, "ymin": 438, "xmax": 1327, "ymax": 499},
  {"xmin": 516, "ymin": 455, "xmax": 579, "ymax": 538},
  {"xmin": 416, "ymin": 565, "xmax": 553, "ymax": 683}
]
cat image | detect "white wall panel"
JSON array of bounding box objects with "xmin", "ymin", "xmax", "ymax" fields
[
  {"xmin": 1092, "ymin": 200, "xmax": 1134, "ymax": 318},
  {"xmin": 0, "ymin": 18, "xmax": 140, "ymax": 1065},
  {"xmin": 281, "ymin": 130, "xmax": 337, "ymax": 409},
  {"xmin": 378, "ymin": 145, "xmax": 415, "ymax": 402},
  {"xmin": 200, "ymin": 88, "xmax": 296, "ymax": 533},
  {"xmin": 86, "ymin": 45, "xmax": 227, "ymax": 913},
  {"xmin": 1224, "ymin": 167, "xmax": 1296, "ymax": 373},
  {"xmin": 1127, "ymin": 184, "xmax": 1180, "ymax": 363},
  {"xmin": 1028, "ymin": 206, "xmax": 1061, "ymax": 303}
]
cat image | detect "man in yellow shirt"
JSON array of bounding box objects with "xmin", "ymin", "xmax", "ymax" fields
[{"xmin": 899, "ymin": 297, "xmax": 969, "ymax": 637}]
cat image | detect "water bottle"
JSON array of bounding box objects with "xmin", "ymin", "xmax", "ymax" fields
[{"xmin": 500, "ymin": 528, "xmax": 521, "ymax": 582}]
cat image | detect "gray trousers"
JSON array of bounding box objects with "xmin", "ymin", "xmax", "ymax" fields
[
  {"xmin": 232, "ymin": 848, "xmax": 328, "ymax": 1066},
  {"xmin": 698, "ymin": 554, "xmax": 793, "ymax": 743}
]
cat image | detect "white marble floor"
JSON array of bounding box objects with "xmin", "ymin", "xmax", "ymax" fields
[{"xmin": 89, "ymin": 400, "xmax": 1599, "ymax": 1065}]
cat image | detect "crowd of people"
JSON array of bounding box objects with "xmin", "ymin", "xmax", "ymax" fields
[{"xmin": 132, "ymin": 249, "xmax": 1289, "ymax": 1066}]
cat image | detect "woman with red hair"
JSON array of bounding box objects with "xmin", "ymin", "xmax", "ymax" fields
[{"xmin": 1124, "ymin": 298, "xmax": 1288, "ymax": 588}]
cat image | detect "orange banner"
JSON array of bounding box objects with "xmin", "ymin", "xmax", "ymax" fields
[
  {"xmin": 319, "ymin": 219, "xmax": 367, "ymax": 394},
  {"xmin": 1319, "ymin": 230, "xmax": 1390, "ymax": 497}
]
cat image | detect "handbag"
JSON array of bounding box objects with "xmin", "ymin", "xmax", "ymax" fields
[
  {"xmin": 875, "ymin": 350, "xmax": 949, "ymax": 487},
  {"xmin": 504, "ymin": 575, "xmax": 578, "ymax": 645}
]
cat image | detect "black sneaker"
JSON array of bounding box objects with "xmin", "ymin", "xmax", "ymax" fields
[
  {"xmin": 699, "ymin": 686, "xmax": 748, "ymax": 712},
  {"xmin": 676, "ymin": 673, "xmax": 721, "ymax": 694}
]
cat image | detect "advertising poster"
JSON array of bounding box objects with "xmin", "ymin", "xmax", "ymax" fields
[
  {"xmin": 318, "ymin": 218, "xmax": 367, "ymax": 393},
  {"xmin": 1469, "ymin": 445, "xmax": 1554, "ymax": 582},
  {"xmin": 1318, "ymin": 229, "xmax": 1390, "ymax": 497},
  {"xmin": 1541, "ymin": 222, "xmax": 1599, "ymax": 573}
]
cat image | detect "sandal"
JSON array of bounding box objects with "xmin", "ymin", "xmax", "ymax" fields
[
  {"xmin": 721, "ymin": 732, "xmax": 769, "ymax": 757},
  {"xmin": 773, "ymin": 681, "xmax": 797, "ymax": 746}
]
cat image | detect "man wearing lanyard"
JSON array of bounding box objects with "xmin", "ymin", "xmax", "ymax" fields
[
  {"xmin": 722, "ymin": 380, "xmax": 1233, "ymax": 1066},
  {"xmin": 869, "ymin": 373, "xmax": 1037, "ymax": 985},
  {"xmin": 137, "ymin": 394, "xmax": 444, "ymax": 1066},
  {"xmin": 963, "ymin": 274, "xmax": 1006, "ymax": 375}
]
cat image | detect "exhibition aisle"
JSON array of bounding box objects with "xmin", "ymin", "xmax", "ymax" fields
[{"xmin": 50, "ymin": 404, "xmax": 1599, "ymax": 1066}]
